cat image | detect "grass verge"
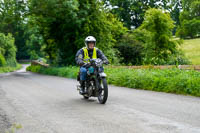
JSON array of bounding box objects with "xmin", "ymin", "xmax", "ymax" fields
[
  {"xmin": 0, "ymin": 64, "xmax": 21, "ymax": 74},
  {"xmin": 26, "ymin": 65, "xmax": 78, "ymax": 79},
  {"xmin": 27, "ymin": 65, "xmax": 200, "ymax": 97}
]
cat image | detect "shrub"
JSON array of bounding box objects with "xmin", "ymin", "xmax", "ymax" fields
[
  {"xmin": 0, "ymin": 54, "xmax": 6, "ymax": 67},
  {"xmin": 176, "ymin": 19, "xmax": 200, "ymax": 39},
  {"xmin": 167, "ymin": 50, "xmax": 191, "ymax": 65},
  {"xmin": 0, "ymin": 64, "xmax": 21, "ymax": 73},
  {"xmin": 105, "ymin": 67, "xmax": 200, "ymax": 97},
  {"xmin": 139, "ymin": 8, "xmax": 180, "ymax": 65},
  {"xmin": 115, "ymin": 32, "xmax": 145, "ymax": 65},
  {"xmin": 27, "ymin": 65, "xmax": 79, "ymax": 79},
  {"xmin": 27, "ymin": 65, "xmax": 200, "ymax": 97},
  {"xmin": 0, "ymin": 33, "xmax": 17, "ymax": 67},
  {"xmin": 177, "ymin": 0, "xmax": 200, "ymax": 39}
]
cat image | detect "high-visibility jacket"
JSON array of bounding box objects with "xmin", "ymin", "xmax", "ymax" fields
[{"xmin": 82, "ymin": 47, "xmax": 97, "ymax": 63}]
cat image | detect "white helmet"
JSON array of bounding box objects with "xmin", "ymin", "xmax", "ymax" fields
[{"xmin": 85, "ymin": 36, "xmax": 96, "ymax": 48}]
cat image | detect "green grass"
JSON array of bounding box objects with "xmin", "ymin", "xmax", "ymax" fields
[
  {"xmin": 27, "ymin": 65, "xmax": 200, "ymax": 97},
  {"xmin": 181, "ymin": 38, "xmax": 200, "ymax": 65},
  {"xmin": 19, "ymin": 62, "xmax": 31, "ymax": 64},
  {"xmin": 0, "ymin": 64, "xmax": 21, "ymax": 73},
  {"xmin": 105, "ymin": 67, "xmax": 200, "ymax": 97},
  {"xmin": 26, "ymin": 65, "xmax": 79, "ymax": 79},
  {"xmin": 5, "ymin": 123, "xmax": 22, "ymax": 133}
]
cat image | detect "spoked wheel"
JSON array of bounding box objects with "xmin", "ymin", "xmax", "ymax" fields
[{"xmin": 98, "ymin": 78, "xmax": 108, "ymax": 104}]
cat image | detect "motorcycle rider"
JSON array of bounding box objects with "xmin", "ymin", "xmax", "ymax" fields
[{"xmin": 75, "ymin": 36, "xmax": 109, "ymax": 94}]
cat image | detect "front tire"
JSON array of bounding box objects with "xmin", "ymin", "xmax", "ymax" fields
[
  {"xmin": 98, "ymin": 78, "xmax": 108, "ymax": 104},
  {"xmin": 83, "ymin": 96, "xmax": 89, "ymax": 99}
]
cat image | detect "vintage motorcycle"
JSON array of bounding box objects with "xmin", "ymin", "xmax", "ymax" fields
[{"xmin": 77, "ymin": 58, "xmax": 108, "ymax": 104}]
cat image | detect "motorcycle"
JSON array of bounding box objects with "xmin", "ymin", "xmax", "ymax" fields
[{"xmin": 77, "ymin": 58, "xmax": 108, "ymax": 104}]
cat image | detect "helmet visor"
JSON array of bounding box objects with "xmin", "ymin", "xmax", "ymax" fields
[{"xmin": 86, "ymin": 41, "xmax": 96, "ymax": 44}]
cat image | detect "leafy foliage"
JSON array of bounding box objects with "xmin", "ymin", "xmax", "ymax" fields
[
  {"xmin": 0, "ymin": 0, "xmax": 28, "ymax": 59},
  {"xmin": 103, "ymin": 0, "xmax": 181, "ymax": 29},
  {"xmin": 0, "ymin": 0, "xmax": 196, "ymax": 66},
  {"xmin": 170, "ymin": 0, "xmax": 182, "ymax": 34},
  {"xmin": 112, "ymin": 7, "xmax": 190, "ymax": 65},
  {"xmin": 115, "ymin": 32, "xmax": 145, "ymax": 65},
  {"xmin": 176, "ymin": 0, "xmax": 200, "ymax": 38},
  {"xmin": 28, "ymin": 0, "xmax": 126, "ymax": 65},
  {"xmin": 138, "ymin": 8, "xmax": 181, "ymax": 65},
  {"xmin": 27, "ymin": 65, "xmax": 200, "ymax": 97},
  {"xmin": 24, "ymin": 17, "xmax": 45, "ymax": 60},
  {"xmin": 0, "ymin": 53, "xmax": 6, "ymax": 67},
  {"xmin": 0, "ymin": 64, "xmax": 21, "ymax": 73},
  {"xmin": 105, "ymin": 67, "xmax": 200, "ymax": 97},
  {"xmin": 176, "ymin": 19, "xmax": 200, "ymax": 38},
  {"xmin": 0, "ymin": 33, "xmax": 17, "ymax": 66},
  {"xmin": 27, "ymin": 65, "xmax": 79, "ymax": 78}
]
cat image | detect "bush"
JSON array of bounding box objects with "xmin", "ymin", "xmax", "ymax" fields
[
  {"xmin": 0, "ymin": 33, "xmax": 17, "ymax": 67},
  {"xmin": 27, "ymin": 65, "xmax": 79, "ymax": 79},
  {"xmin": 27, "ymin": 65, "xmax": 200, "ymax": 97},
  {"xmin": 167, "ymin": 50, "xmax": 191, "ymax": 65},
  {"xmin": 0, "ymin": 64, "xmax": 21, "ymax": 73},
  {"xmin": 28, "ymin": 0, "xmax": 127, "ymax": 66},
  {"xmin": 0, "ymin": 54, "xmax": 6, "ymax": 67},
  {"xmin": 105, "ymin": 67, "xmax": 200, "ymax": 97},
  {"xmin": 115, "ymin": 32, "xmax": 145, "ymax": 65},
  {"xmin": 176, "ymin": 19, "xmax": 200, "ymax": 39},
  {"xmin": 177, "ymin": 0, "xmax": 200, "ymax": 39},
  {"xmin": 139, "ymin": 8, "xmax": 181, "ymax": 65}
]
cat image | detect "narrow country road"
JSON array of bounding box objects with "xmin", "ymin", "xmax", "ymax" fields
[{"xmin": 0, "ymin": 65, "xmax": 200, "ymax": 133}]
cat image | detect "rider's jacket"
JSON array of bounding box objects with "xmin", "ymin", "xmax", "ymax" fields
[{"xmin": 75, "ymin": 47, "xmax": 108, "ymax": 66}]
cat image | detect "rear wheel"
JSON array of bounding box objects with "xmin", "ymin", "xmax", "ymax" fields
[{"xmin": 98, "ymin": 78, "xmax": 108, "ymax": 104}]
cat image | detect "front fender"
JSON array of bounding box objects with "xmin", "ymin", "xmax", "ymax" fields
[{"xmin": 99, "ymin": 72, "xmax": 107, "ymax": 78}]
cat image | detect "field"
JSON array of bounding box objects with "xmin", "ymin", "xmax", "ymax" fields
[{"xmin": 181, "ymin": 38, "xmax": 200, "ymax": 65}]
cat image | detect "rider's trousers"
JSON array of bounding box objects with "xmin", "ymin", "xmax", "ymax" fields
[{"xmin": 80, "ymin": 67, "xmax": 104, "ymax": 81}]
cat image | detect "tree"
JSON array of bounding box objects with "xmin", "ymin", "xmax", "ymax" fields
[
  {"xmin": 28, "ymin": 0, "xmax": 127, "ymax": 65},
  {"xmin": 0, "ymin": 0, "xmax": 29, "ymax": 59},
  {"xmin": 176, "ymin": 0, "xmax": 200, "ymax": 38},
  {"xmin": 115, "ymin": 31, "xmax": 145, "ymax": 65},
  {"xmin": 0, "ymin": 33, "xmax": 17, "ymax": 66},
  {"xmin": 0, "ymin": 53, "xmax": 6, "ymax": 67},
  {"xmin": 24, "ymin": 16, "xmax": 45, "ymax": 60},
  {"xmin": 103, "ymin": 0, "xmax": 175, "ymax": 29},
  {"xmin": 170, "ymin": 0, "xmax": 182, "ymax": 34},
  {"xmin": 139, "ymin": 8, "xmax": 179, "ymax": 65}
]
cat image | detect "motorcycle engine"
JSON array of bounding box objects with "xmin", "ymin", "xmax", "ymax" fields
[{"xmin": 87, "ymin": 81, "xmax": 95, "ymax": 97}]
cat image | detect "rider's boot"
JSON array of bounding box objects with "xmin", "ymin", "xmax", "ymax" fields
[{"xmin": 80, "ymin": 80, "xmax": 86, "ymax": 94}]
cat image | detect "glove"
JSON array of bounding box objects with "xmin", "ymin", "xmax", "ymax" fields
[
  {"xmin": 83, "ymin": 63, "xmax": 91, "ymax": 68},
  {"xmin": 103, "ymin": 60, "xmax": 109, "ymax": 65}
]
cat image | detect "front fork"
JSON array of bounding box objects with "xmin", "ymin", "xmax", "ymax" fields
[{"xmin": 94, "ymin": 75, "xmax": 104, "ymax": 97}]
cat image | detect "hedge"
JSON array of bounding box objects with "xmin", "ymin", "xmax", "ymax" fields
[{"xmin": 27, "ymin": 65, "xmax": 200, "ymax": 97}]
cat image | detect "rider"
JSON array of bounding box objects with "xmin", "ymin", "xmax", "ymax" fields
[{"xmin": 75, "ymin": 36, "xmax": 109, "ymax": 94}]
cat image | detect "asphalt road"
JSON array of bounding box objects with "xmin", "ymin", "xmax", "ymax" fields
[{"xmin": 0, "ymin": 65, "xmax": 200, "ymax": 133}]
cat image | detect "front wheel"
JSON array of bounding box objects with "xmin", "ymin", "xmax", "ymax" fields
[
  {"xmin": 83, "ymin": 96, "xmax": 89, "ymax": 99},
  {"xmin": 98, "ymin": 78, "xmax": 108, "ymax": 104}
]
